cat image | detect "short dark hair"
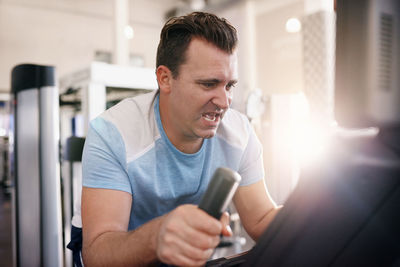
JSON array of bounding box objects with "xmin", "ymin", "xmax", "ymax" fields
[{"xmin": 156, "ymin": 12, "xmax": 238, "ymax": 78}]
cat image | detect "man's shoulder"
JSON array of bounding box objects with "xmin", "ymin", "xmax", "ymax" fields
[
  {"xmin": 217, "ymin": 108, "xmax": 251, "ymax": 150},
  {"xmin": 90, "ymin": 91, "xmax": 159, "ymax": 161},
  {"xmin": 101, "ymin": 91, "xmax": 157, "ymax": 123},
  {"xmin": 221, "ymin": 108, "xmax": 249, "ymax": 125}
]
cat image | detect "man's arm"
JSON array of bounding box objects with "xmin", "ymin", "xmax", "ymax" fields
[
  {"xmin": 81, "ymin": 187, "xmax": 160, "ymax": 266},
  {"xmin": 233, "ymin": 179, "xmax": 282, "ymax": 241},
  {"xmin": 82, "ymin": 187, "xmax": 231, "ymax": 266}
]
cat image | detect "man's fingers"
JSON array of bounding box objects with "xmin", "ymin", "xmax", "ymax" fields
[
  {"xmin": 177, "ymin": 222, "xmax": 221, "ymax": 249},
  {"xmin": 221, "ymin": 224, "xmax": 233, "ymax": 237},
  {"xmin": 157, "ymin": 240, "xmax": 209, "ymax": 267},
  {"xmin": 187, "ymin": 208, "xmax": 232, "ymax": 237},
  {"xmin": 157, "ymin": 205, "xmax": 224, "ymax": 266},
  {"xmin": 157, "ymin": 223, "xmax": 216, "ymax": 265},
  {"xmin": 173, "ymin": 253, "xmax": 208, "ymax": 267},
  {"xmin": 172, "ymin": 234, "xmax": 215, "ymax": 261},
  {"xmin": 220, "ymin": 211, "xmax": 232, "ymax": 237},
  {"xmin": 220, "ymin": 211, "xmax": 230, "ymax": 226},
  {"xmin": 180, "ymin": 206, "xmax": 223, "ymax": 235}
]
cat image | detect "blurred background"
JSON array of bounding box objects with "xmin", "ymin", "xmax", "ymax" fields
[{"xmin": 0, "ymin": 0, "xmax": 338, "ymax": 266}]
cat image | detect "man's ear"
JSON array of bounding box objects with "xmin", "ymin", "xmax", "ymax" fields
[{"xmin": 156, "ymin": 65, "xmax": 172, "ymax": 94}]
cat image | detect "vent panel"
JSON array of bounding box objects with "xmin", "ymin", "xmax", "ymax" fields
[{"xmin": 379, "ymin": 13, "xmax": 393, "ymax": 91}]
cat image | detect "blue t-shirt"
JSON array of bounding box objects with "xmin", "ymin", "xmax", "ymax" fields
[{"xmin": 81, "ymin": 91, "xmax": 264, "ymax": 230}]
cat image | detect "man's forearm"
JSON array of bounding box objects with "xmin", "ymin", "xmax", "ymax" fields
[
  {"xmin": 82, "ymin": 216, "xmax": 163, "ymax": 267},
  {"xmin": 251, "ymin": 205, "xmax": 283, "ymax": 241}
]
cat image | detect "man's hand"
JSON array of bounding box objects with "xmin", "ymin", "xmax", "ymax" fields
[{"xmin": 156, "ymin": 204, "xmax": 232, "ymax": 266}]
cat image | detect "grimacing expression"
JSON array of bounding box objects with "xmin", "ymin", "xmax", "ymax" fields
[{"xmin": 168, "ymin": 38, "xmax": 238, "ymax": 141}]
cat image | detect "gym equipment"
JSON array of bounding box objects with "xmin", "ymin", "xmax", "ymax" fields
[
  {"xmin": 199, "ymin": 167, "xmax": 241, "ymax": 219},
  {"xmin": 11, "ymin": 64, "xmax": 63, "ymax": 267}
]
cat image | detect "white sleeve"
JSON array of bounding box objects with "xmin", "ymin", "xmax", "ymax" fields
[{"xmin": 238, "ymin": 124, "xmax": 265, "ymax": 186}]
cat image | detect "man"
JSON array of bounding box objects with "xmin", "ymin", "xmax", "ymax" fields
[{"xmin": 77, "ymin": 12, "xmax": 280, "ymax": 266}]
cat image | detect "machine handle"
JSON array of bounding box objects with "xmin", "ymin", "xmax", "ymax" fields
[{"xmin": 198, "ymin": 167, "xmax": 241, "ymax": 219}]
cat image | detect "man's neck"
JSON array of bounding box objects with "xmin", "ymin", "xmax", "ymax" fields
[
  {"xmin": 158, "ymin": 96, "xmax": 203, "ymax": 154},
  {"xmin": 173, "ymin": 138, "xmax": 204, "ymax": 154},
  {"xmin": 162, "ymin": 121, "xmax": 204, "ymax": 154}
]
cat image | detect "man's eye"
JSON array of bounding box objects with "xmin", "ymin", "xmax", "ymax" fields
[
  {"xmin": 202, "ymin": 83, "xmax": 216, "ymax": 88},
  {"xmin": 226, "ymin": 83, "xmax": 236, "ymax": 91}
]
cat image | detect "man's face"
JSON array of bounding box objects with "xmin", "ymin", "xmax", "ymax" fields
[{"xmin": 167, "ymin": 38, "xmax": 238, "ymax": 144}]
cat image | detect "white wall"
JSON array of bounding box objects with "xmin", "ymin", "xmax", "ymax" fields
[
  {"xmin": 218, "ymin": 1, "xmax": 253, "ymax": 113},
  {"xmin": 255, "ymin": 0, "xmax": 304, "ymax": 95},
  {"xmin": 0, "ymin": 0, "xmax": 174, "ymax": 92},
  {"xmin": 0, "ymin": 0, "xmax": 316, "ymax": 205}
]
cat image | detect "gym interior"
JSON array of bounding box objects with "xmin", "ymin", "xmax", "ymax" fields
[{"xmin": 0, "ymin": 0, "xmax": 399, "ymax": 266}]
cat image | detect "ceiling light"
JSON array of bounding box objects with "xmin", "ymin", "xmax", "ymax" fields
[
  {"xmin": 124, "ymin": 25, "xmax": 134, "ymax": 39},
  {"xmin": 286, "ymin": 17, "xmax": 301, "ymax": 33},
  {"xmin": 190, "ymin": 0, "xmax": 205, "ymax": 10}
]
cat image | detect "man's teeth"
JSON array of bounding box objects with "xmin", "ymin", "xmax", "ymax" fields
[{"xmin": 203, "ymin": 113, "xmax": 217, "ymax": 121}]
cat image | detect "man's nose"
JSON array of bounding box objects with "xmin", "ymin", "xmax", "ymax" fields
[{"xmin": 212, "ymin": 86, "xmax": 231, "ymax": 110}]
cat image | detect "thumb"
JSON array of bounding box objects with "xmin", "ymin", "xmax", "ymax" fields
[{"xmin": 220, "ymin": 211, "xmax": 232, "ymax": 237}]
